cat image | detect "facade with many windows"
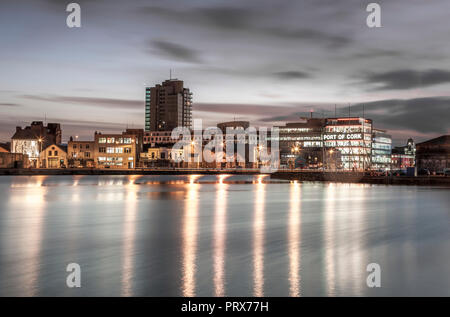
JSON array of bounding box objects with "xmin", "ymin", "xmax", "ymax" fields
[
  {"xmin": 94, "ymin": 132, "xmax": 139, "ymax": 169},
  {"xmin": 67, "ymin": 139, "xmax": 95, "ymax": 167},
  {"xmin": 323, "ymin": 118, "xmax": 373, "ymax": 170},
  {"xmin": 371, "ymin": 129, "xmax": 392, "ymax": 170},
  {"xmin": 145, "ymin": 79, "xmax": 192, "ymax": 132}
]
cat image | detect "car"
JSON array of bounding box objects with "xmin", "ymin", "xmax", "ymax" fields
[{"xmin": 444, "ymin": 168, "xmax": 450, "ymax": 176}]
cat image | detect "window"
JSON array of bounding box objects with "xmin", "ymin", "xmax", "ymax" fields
[
  {"xmin": 98, "ymin": 157, "xmax": 106, "ymax": 161},
  {"xmin": 85, "ymin": 152, "xmax": 90, "ymax": 158},
  {"xmin": 115, "ymin": 147, "xmax": 123, "ymax": 153},
  {"xmin": 99, "ymin": 138, "xmax": 106, "ymax": 143},
  {"xmin": 107, "ymin": 138, "xmax": 115, "ymax": 143},
  {"xmin": 99, "ymin": 147, "xmax": 106, "ymax": 153},
  {"xmin": 80, "ymin": 145, "xmax": 83, "ymax": 149},
  {"xmin": 128, "ymin": 157, "xmax": 133, "ymax": 160},
  {"xmin": 107, "ymin": 147, "xmax": 114, "ymax": 154},
  {"xmin": 73, "ymin": 144, "xmax": 77, "ymax": 149},
  {"xmin": 124, "ymin": 147, "xmax": 131, "ymax": 153},
  {"xmin": 123, "ymin": 138, "xmax": 132, "ymax": 144},
  {"xmin": 48, "ymin": 150, "xmax": 52, "ymax": 156},
  {"xmin": 86, "ymin": 144, "xmax": 90, "ymax": 149},
  {"xmin": 54, "ymin": 150, "xmax": 58, "ymax": 156}
]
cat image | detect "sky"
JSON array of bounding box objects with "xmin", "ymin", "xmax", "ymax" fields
[{"xmin": 0, "ymin": 0, "xmax": 449, "ymax": 145}]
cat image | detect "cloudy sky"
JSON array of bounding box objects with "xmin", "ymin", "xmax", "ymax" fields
[{"xmin": 0, "ymin": 0, "xmax": 449, "ymax": 145}]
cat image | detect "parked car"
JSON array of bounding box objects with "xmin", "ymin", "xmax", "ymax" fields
[
  {"xmin": 418, "ymin": 168, "xmax": 430, "ymax": 176},
  {"xmin": 444, "ymin": 168, "xmax": 450, "ymax": 176}
]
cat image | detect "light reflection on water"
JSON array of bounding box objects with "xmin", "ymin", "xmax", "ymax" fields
[{"xmin": 0, "ymin": 175, "xmax": 449, "ymax": 296}]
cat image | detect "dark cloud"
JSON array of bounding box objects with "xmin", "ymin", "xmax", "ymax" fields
[
  {"xmin": 350, "ymin": 97, "xmax": 450, "ymax": 134},
  {"xmin": 272, "ymin": 71, "xmax": 311, "ymax": 80},
  {"xmin": 20, "ymin": 95, "xmax": 142, "ymax": 110},
  {"xmin": 140, "ymin": 5, "xmax": 352, "ymax": 49},
  {"xmin": 362, "ymin": 69, "xmax": 450, "ymax": 90},
  {"xmin": 194, "ymin": 103, "xmax": 296, "ymax": 116},
  {"xmin": 0, "ymin": 103, "xmax": 21, "ymax": 107},
  {"xmin": 150, "ymin": 40, "xmax": 203, "ymax": 64}
]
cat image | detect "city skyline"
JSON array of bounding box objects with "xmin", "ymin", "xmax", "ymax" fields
[{"xmin": 1, "ymin": 0, "xmax": 450, "ymax": 145}]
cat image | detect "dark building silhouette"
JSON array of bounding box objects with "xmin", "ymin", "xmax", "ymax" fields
[
  {"xmin": 145, "ymin": 79, "xmax": 192, "ymax": 132},
  {"xmin": 416, "ymin": 135, "xmax": 450, "ymax": 172}
]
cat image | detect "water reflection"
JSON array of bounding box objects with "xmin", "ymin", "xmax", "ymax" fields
[
  {"xmin": 121, "ymin": 176, "xmax": 139, "ymax": 296},
  {"xmin": 10, "ymin": 175, "xmax": 48, "ymax": 296},
  {"xmin": 213, "ymin": 175, "xmax": 229, "ymax": 296},
  {"xmin": 324, "ymin": 183, "xmax": 336, "ymax": 296},
  {"xmin": 181, "ymin": 175, "xmax": 200, "ymax": 296},
  {"xmin": 253, "ymin": 175, "xmax": 266, "ymax": 297},
  {"xmin": 0, "ymin": 176, "xmax": 448, "ymax": 297},
  {"xmin": 288, "ymin": 181, "xmax": 301, "ymax": 296}
]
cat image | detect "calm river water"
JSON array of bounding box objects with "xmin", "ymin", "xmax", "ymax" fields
[{"xmin": 0, "ymin": 175, "xmax": 448, "ymax": 296}]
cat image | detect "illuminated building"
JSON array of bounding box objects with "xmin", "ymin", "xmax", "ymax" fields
[
  {"xmin": 371, "ymin": 129, "xmax": 392, "ymax": 170},
  {"xmin": 140, "ymin": 147, "xmax": 184, "ymax": 168},
  {"xmin": 323, "ymin": 117, "xmax": 373, "ymax": 170},
  {"xmin": 276, "ymin": 118, "xmax": 325, "ymax": 167},
  {"xmin": 94, "ymin": 131, "xmax": 140, "ymax": 169},
  {"xmin": 67, "ymin": 138, "xmax": 95, "ymax": 168},
  {"xmin": 391, "ymin": 138, "xmax": 415, "ymax": 169},
  {"xmin": 39, "ymin": 144, "xmax": 68, "ymax": 168},
  {"xmin": 11, "ymin": 121, "xmax": 61, "ymax": 167}
]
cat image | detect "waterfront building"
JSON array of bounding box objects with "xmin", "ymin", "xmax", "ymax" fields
[
  {"xmin": 145, "ymin": 79, "xmax": 192, "ymax": 131},
  {"xmin": 276, "ymin": 118, "xmax": 325, "ymax": 168},
  {"xmin": 94, "ymin": 131, "xmax": 140, "ymax": 169},
  {"xmin": 371, "ymin": 129, "xmax": 392, "ymax": 170},
  {"xmin": 139, "ymin": 147, "xmax": 184, "ymax": 168},
  {"xmin": 11, "ymin": 121, "xmax": 62, "ymax": 167},
  {"xmin": 276, "ymin": 116, "xmax": 375, "ymax": 170},
  {"xmin": 39, "ymin": 144, "xmax": 68, "ymax": 168},
  {"xmin": 391, "ymin": 138, "xmax": 415, "ymax": 169},
  {"xmin": 0, "ymin": 152, "xmax": 29, "ymax": 168},
  {"xmin": 416, "ymin": 135, "xmax": 450, "ymax": 172},
  {"xmin": 323, "ymin": 117, "xmax": 373, "ymax": 170},
  {"xmin": 67, "ymin": 138, "xmax": 95, "ymax": 168}
]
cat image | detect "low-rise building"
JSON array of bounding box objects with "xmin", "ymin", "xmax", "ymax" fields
[
  {"xmin": 140, "ymin": 147, "xmax": 184, "ymax": 168},
  {"xmin": 67, "ymin": 138, "xmax": 95, "ymax": 167},
  {"xmin": 371, "ymin": 129, "xmax": 392, "ymax": 170},
  {"xmin": 391, "ymin": 138, "xmax": 415, "ymax": 169},
  {"xmin": 39, "ymin": 144, "xmax": 67, "ymax": 168},
  {"xmin": 94, "ymin": 131, "xmax": 140, "ymax": 169},
  {"xmin": 11, "ymin": 121, "xmax": 61, "ymax": 167},
  {"xmin": 0, "ymin": 153, "xmax": 30, "ymax": 168},
  {"xmin": 416, "ymin": 135, "xmax": 450, "ymax": 172}
]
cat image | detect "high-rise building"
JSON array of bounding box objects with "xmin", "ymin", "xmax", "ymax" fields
[{"xmin": 145, "ymin": 79, "xmax": 192, "ymax": 132}]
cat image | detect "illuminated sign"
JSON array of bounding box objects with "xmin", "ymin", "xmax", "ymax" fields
[{"xmin": 323, "ymin": 133, "xmax": 362, "ymax": 140}]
